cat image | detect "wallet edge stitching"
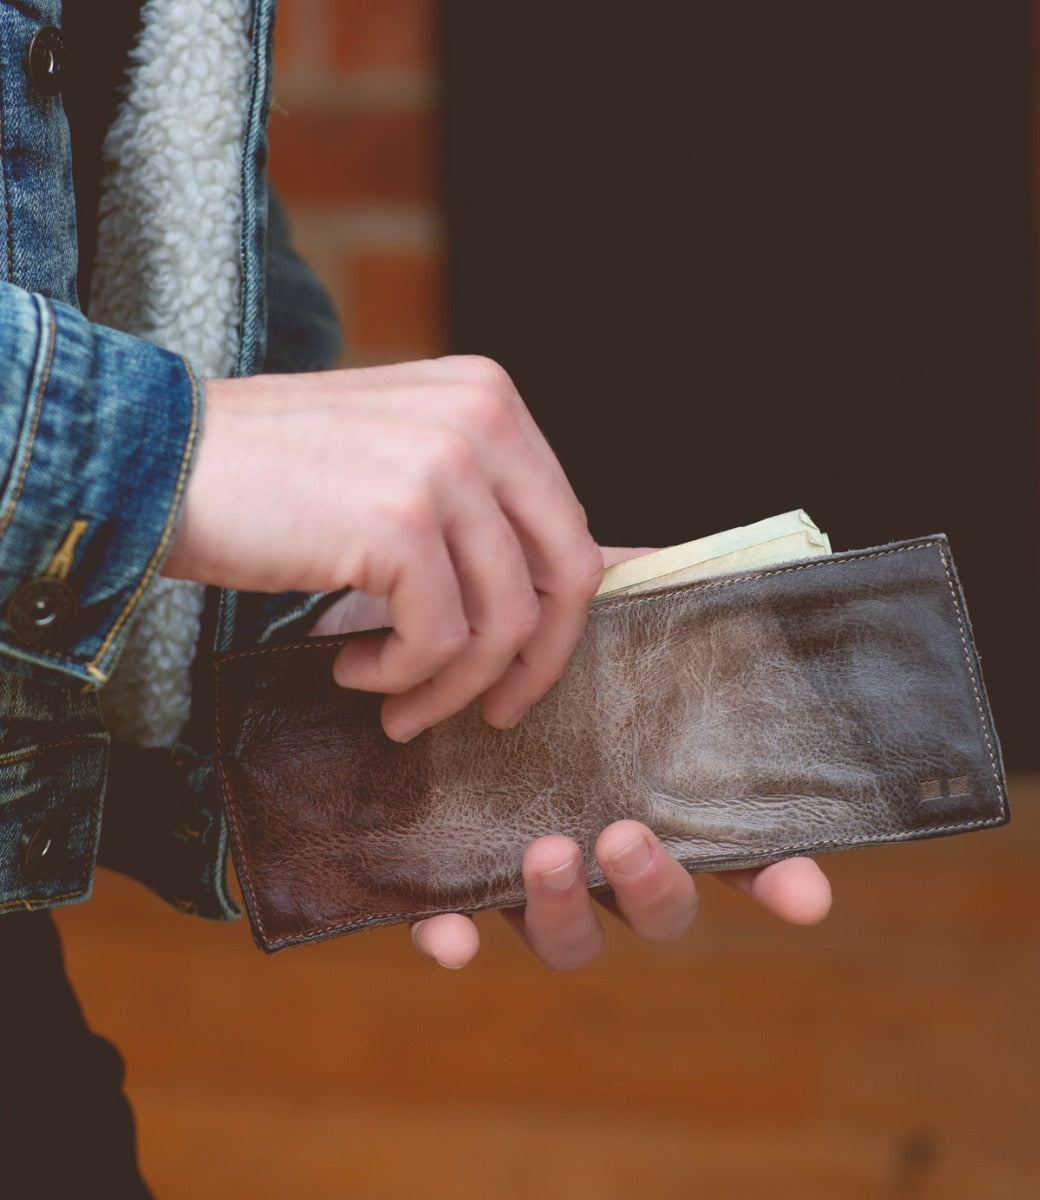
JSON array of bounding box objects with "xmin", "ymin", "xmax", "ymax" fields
[{"xmin": 246, "ymin": 811, "xmax": 1012, "ymax": 951}]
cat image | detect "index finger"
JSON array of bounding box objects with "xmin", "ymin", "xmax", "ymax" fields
[
  {"xmin": 477, "ymin": 482, "xmax": 603, "ymax": 728},
  {"xmin": 332, "ymin": 535, "xmax": 468, "ymax": 708}
]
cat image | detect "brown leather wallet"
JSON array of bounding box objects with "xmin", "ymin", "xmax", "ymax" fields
[{"xmin": 214, "ymin": 536, "xmax": 1009, "ymax": 952}]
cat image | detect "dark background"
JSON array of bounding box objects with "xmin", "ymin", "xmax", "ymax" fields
[{"xmin": 442, "ymin": 1, "xmax": 1039, "ymax": 766}]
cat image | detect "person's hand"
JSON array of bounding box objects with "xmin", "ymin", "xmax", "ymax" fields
[
  {"xmin": 163, "ymin": 356, "xmax": 603, "ymax": 742},
  {"xmin": 410, "ymin": 829, "xmax": 832, "ymax": 970}
]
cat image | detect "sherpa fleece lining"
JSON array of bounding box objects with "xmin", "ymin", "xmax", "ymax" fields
[{"xmin": 92, "ymin": 0, "xmax": 253, "ymax": 746}]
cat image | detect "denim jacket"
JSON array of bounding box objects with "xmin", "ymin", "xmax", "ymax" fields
[{"xmin": 0, "ymin": 0, "xmax": 341, "ymax": 921}]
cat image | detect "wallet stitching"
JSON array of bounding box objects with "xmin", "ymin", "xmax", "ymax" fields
[
  {"xmin": 932, "ymin": 542, "xmax": 1008, "ymax": 816},
  {"xmin": 213, "ymin": 540, "xmax": 944, "ymax": 665},
  {"xmin": 591, "ymin": 539, "xmax": 940, "ymax": 614},
  {"xmin": 252, "ymin": 813, "xmax": 1010, "ymax": 950}
]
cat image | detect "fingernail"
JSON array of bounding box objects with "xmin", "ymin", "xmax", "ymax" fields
[
  {"xmin": 608, "ymin": 835, "xmax": 653, "ymax": 877},
  {"xmin": 542, "ymin": 856, "xmax": 579, "ymax": 891}
]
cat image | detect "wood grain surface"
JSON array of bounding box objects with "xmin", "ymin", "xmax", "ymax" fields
[{"xmin": 55, "ymin": 774, "xmax": 1040, "ymax": 1200}]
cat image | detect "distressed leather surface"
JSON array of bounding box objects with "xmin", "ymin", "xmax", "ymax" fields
[{"xmin": 215, "ymin": 537, "xmax": 1008, "ymax": 952}]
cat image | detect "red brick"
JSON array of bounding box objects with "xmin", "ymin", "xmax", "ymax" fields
[
  {"xmin": 351, "ymin": 248, "xmax": 445, "ymax": 355},
  {"xmin": 268, "ymin": 107, "xmax": 438, "ymax": 205},
  {"xmin": 330, "ymin": 0, "xmax": 436, "ymax": 71}
]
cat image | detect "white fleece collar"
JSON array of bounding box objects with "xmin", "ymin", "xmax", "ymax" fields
[{"xmin": 94, "ymin": 0, "xmax": 253, "ymax": 746}]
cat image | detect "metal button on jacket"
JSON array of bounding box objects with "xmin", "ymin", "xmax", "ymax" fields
[
  {"xmin": 5, "ymin": 578, "xmax": 79, "ymax": 648},
  {"xmin": 19, "ymin": 825, "xmax": 56, "ymax": 884},
  {"xmin": 25, "ymin": 26, "xmax": 69, "ymax": 97}
]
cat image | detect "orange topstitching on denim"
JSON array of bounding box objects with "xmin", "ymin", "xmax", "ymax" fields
[{"xmin": 44, "ymin": 518, "xmax": 90, "ymax": 581}]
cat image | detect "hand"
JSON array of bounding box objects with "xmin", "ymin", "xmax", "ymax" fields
[
  {"xmin": 410, "ymin": 825, "xmax": 832, "ymax": 970},
  {"xmin": 163, "ymin": 357, "xmax": 603, "ymax": 741}
]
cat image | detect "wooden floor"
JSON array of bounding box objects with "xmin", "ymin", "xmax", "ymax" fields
[{"xmin": 55, "ymin": 774, "xmax": 1040, "ymax": 1200}]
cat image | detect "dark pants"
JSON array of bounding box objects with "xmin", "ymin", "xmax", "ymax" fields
[{"xmin": 0, "ymin": 911, "xmax": 153, "ymax": 1199}]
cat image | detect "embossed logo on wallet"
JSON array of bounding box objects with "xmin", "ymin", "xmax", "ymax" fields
[{"xmin": 919, "ymin": 775, "xmax": 972, "ymax": 803}]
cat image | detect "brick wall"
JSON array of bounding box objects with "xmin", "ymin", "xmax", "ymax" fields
[{"xmin": 268, "ymin": 0, "xmax": 444, "ymax": 366}]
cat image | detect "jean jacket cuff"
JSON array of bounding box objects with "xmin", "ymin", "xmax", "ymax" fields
[{"xmin": 0, "ymin": 283, "xmax": 201, "ymax": 687}]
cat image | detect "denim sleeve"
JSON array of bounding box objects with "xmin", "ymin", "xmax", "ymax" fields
[{"xmin": 0, "ymin": 281, "xmax": 201, "ymax": 688}]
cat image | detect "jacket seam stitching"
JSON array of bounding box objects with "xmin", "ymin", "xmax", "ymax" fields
[
  {"xmin": 0, "ymin": 888, "xmax": 89, "ymax": 911},
  {"xmin": 0, "ymin": 733, "xmax": 109, "ymax": 768},
  {"xmin": 0, "ymin": 68, "xmax": 12, "ymax": 278}
]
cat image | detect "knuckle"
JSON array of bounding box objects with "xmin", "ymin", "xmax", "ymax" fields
[
  {"xmin": 428, "ymin": 426, "xmax": 478, "ymax": 478},
  {"xmin": 510, "ymin": 594, "xmax": 542, "ymax": 642},
  {"xmin": 452, "ymin": 382, "xmax": 514, "ymax": 442},
  {"xmin": 429, "ymin": 619, "xmax": 471, "ymax": 663},
  {"xmin": 377, "ymin": 488, "xmax": 438, "ymax": 538},
  {"xmin": 635, "ymin": 889, "xmax": 698, "ymax": 944},
  {"xmin": 452, "ymin": 354, "xmax": 515, "ymax": 393},
  {"xmin": 374, "ymin": 665, "xmax": 414, "ymax": 696},
  {"xmin": 487, "ymin": 591, "xmax": 540, "ymax": 648},
  {"xmin": 579, "ymin": 540, "xmax": 607, "ymax": 591},
  {"xmin": 558, "ymin": 542, "xmax": 605, "ymax": 603},
  {"xmin": 398, "ymin": 423, "xmax": 477, "ymax": 488},
  {"xmin": 379, "ymin": 653, "xmax": 435, "ymax": 696},
  {"xmin": 577, "ymin": 558, "xmax": 606, "ymax": 601},
  {"xmin": 541, "ymin": 931, "xmax": 605, "ymax": 973}
]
